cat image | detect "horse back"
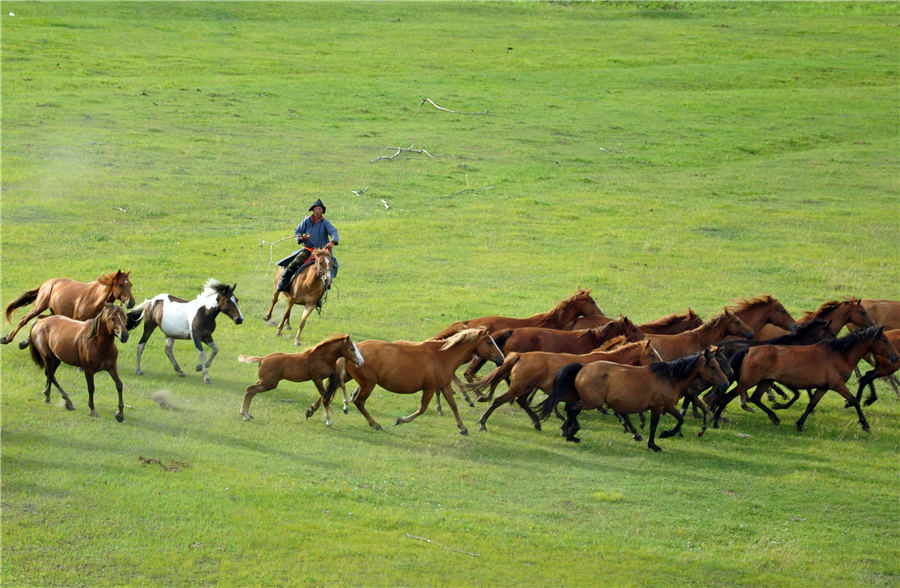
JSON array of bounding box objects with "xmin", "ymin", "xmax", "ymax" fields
[
  {"xmin": 347, "ymin": 339, "xmax": 444, "ymax": 394},
  {"xmin": 31, "ymin": 315, "xmax": 90, "ymax": 366},
  {"xmin": 861, "ymin": 299, "xmax": 900, "ymax": 330}
]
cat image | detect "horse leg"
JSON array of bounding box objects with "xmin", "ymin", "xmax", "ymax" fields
[
  {"xmin": 263, "ymin": 280, "xmax": 281, "ymax": 322},
  {"xmin": 351, "ymin": 384, "xmax": 382, "ymax": 431},
  {"xmin": 463, "ymin": 356, "xmax": 486, "ymax": 383},
  {"xmin": 196, "ymin": 340, "xmax": 219, "ymax": 371},
  {"xmin": 438, "ymin": 387, "xmax": 469, "ymax": 435},
  {"xmin": 194, "ymin": 341, "xmax": 210, "ymax": 384},
  {"xmin": 562, "ymin": 402, "xmax": 582, "ymax": 442},
  {"xmin": 310, "ymin": 378, "xmax": 334, "ymax": 427},
  {"xmin": 515, "ymin": 392, "xmax": 544, "ymax": 431},
  {"xmin": 275, "ymin": 299, "xmax": 295, "ymax": 337},
  {"xmin": 647, "ymin": 409, "xmax": 663, "ymax": 452},
  {"xmin": 831, "ymin": 382, "xmax": 871, "ymax": 433},
  {"xmin": 796, "ymin": 388, "xmax": 829, "ymax": 432},
  {"xmin": 134, "ymin": 320, "xmax": 158, "ymax": 376},
  {"xmin": 395, "ymin": 389, "xmax": 437, "ymax": 426},
  {"xmin": 110, "ymin": 367, "xmax": 125, "ymax": 422},
  {"xmin": 712, "ymin": 388, "xmax": 744, "ymax": 429},
  {"xmin": 618, "ymin": 413, "xmax": 643, "ymax": 441},
  {"xmin": 44, "ymin": 357, "xmax": 74, "ymax": 410},
  {"xmin": 84, "ymin": 372, "xmax": 99, "ymax": 418},
  {"xmin": 293, "ymin": 303, "xmax": 316, "ymax": 346},
  {"xmin": 164, "ymin": 337, "xmax": 186, "ymax": 377},
  {"xmin": 0, "ymin": 302, "xmax": 48, "ymax": 345},
  {"xmin": 748, "ymin": 384, "xmax": 780, "ymax": 425},
  {"xmin": 659, "ymin": 406, "xmax": 685, "ymax": 439},
  {"xmin": 434, "ymin": 393, "xmax": 443, "ymax": 416},
  {"xmin": 452, "ymin": 375, "xmax": 476, "ymax": 408},
  {"xmin": 241, "ymin": 380, "xmax": 275, "ymax": 421},
  {"xmin": 682, "ymin": 391, "xmax": 709, "ymax": 437}
]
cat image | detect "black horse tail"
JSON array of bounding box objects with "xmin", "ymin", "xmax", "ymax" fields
[
  {"xmin": 323, "ymin": 358, "xmax": 347, "ymax": 406},
  {"xmin": 535, "ymin": 362, "xmax": 583, "ymax": 421},
  {"xmin": 125, "ymin": 305, "xmax": 146, "ymax": 331},
  {"xmin": 27, "ymin": 336, "xmax": 44, "ymax": 369},
  {"xmin": 5, "ymin": 288, "xmax": 39, "ymax": 323}
]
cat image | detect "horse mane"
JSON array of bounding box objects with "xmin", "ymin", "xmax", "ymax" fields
[
  {"xmin": 650, "ymin": 351, "xmax": 702, "ymax": 380},
  {"xmin": 768, "ymin": 318, "xmax": 833, "ymax": 344},
  {"xmin": 642, "ymin": 309, "xmax": 696, "ymax": 328},
  {"xmin": 200, "ymin": 278, "xmax": 230, "ymax": 299},
  {"xmin": 439, "ymin": 328, "xmax": 484, "ymax": 350},
  {"xmin": 86, "ymin": 304, "xmax": 120, "ymax": 339},
  {"xmin": 800, "ymin": 298, "xmax": 860, "ymax": 321},
  {"xmin": 96, "ymin": 270, "xmax": 121, "ymax": 287},
  {"xmin": 701, "ymin": 310, "xmax": 730, "ymax": 329},
  {"xmin": 547, "ymin": 288, "xmax": 594, "ymax": 320},
  {"xmin": 727, "ymin": 294, "xmax": 778, "ymax": 313},
  {"xmin": 827, "ymin": 325, "xmax": 881, "ymax": 354},
  {"xmin": 312, "ymin": 333, "xmax": 348, "ymax": 350}
]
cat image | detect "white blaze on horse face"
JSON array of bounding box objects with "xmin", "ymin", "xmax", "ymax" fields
[
  {"xmin": 230, "ymin": 296, "xmax": 244, "ymax": 321},
  {"xmin": 352, "ymin": 342, "xmax": 365, "ymax": 366}
]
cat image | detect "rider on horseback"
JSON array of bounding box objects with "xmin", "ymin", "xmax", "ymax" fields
[{"xmin": 277, "ymin": 198, "xmax": 339, "ymax": 293}]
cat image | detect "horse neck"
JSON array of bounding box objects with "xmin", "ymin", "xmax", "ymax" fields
[
  {"xmin": 696, "ymin": 316, "xmax": 733, "ymax": 344},
  {"xmin": 535, "ymin": 300, "xmax": 578, "ymax": 329},
  {"xmin": 734, "ymin": 306, "xmax": 769, "ymax": 332},
  {"xmin": 836, "ymin": 334, "xmax": 879, "ymax": 368},
  {"xmin": 442, "ymin": 337, "xmax": 488, "ymax": 369}
]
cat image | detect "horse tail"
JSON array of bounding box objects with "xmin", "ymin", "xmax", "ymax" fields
[
  {"xmin": 125, "ymin": 301, "xmax": 150, "ymax": 331},
  {"xmin": 535, "ymin": 362, "xmax": 583, "ymax": 421},
  {"xmin": 324, "ymin": 357, "xmax": 347, "ymax": 406},
  {"xmin": 27, "ymin": 335, "xmax": 44, "ymax": 369},
  {"xmin": 237, "ymin": 355, "xmax": 263, "ymax": 364},
  {"xmin": 462, "ymin": 352, "xmax": 520, "ymax": 399},
  {"xmin": 5, "ymin": 288, "xmax": 39, "ymax": 323}
]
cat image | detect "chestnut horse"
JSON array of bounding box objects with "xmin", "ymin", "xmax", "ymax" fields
[
  {"xmin": 711, "ymin": 326, "xmax": 899, "ymax": 432},
  {"xmin": 26, "ymin": 304, "xmax": 129, "ymax": 421},
  {"xmin": 538, "ymin": 347, "xmax": 729, "ymax": 451},
  {"xmin": 465, "ymin": 339, "xmax": 659, "ymax": 432},
  {"xmin": 238, "ymin": 333, "xmax": 365, "ymax": 425},
  {"xmin": 127, "ymin": 280, "xmax": 243, "ymax": 383},
  {"xmin": 2, "ymin": 270, "xmax": 135, "ymax": 345},
  {"xmin": 856, "ymin": 329, "xmax": 900, "ymax": 406},
  {"xmin": 434, "ymin": 288, "xmax": 604, "ymax": 381},
  {"xmin": 331, "ymin": 328, "xmax": 504, "ymax": 435},
  {"xmin": 849, "ymin": 299, "xmax": 900, "ymax": 394},
  {"xmin": 726, "ymin": 294, "xmax": 797, "ymax": 339},
  {"xmin": 573, "ymin": 308, "xmax": 703, "ymax": 334},
  {"xmin": 498, "ymin": 315, "xmax": 644, "ymax": 358},
  {"xmin": 757, "ymin": 298, "xmax": 874, "ymax": 340},
  {"xmin": 263, "ymin": 247, "xmax": 333, "ymax": 345},
  {"xmin": 646, "ymin": 309, "xmax": 753, "ymax": 360}
]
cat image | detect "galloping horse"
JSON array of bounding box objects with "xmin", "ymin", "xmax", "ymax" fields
[
  {"xmin": 573, "ymin": 308, "xmax": 703, "ymax": 334},
  {"xmin": 332, "ymin": 327, "xmax": 504, "ymax": 435},
  {"xmin": 464, "ymin": 339, "xmax": 659, "ymax": 432},
  {"xmin": 264, "ymin": 247, "xmax": 333, "ymax": 345},
  {"xmin": 238, "ymin": 334, "xmax": 365, "ymax": 425},
  {"xmin": 646, "ymin": 309, "xmax": 753, "ymax": 360},
  {"xmin": 26, "ymin": 304, "xmax": 129, "ymax": 421},
  {"xmin": 855, "ymin": 328, "xmax": 900, "ymax": 406},
  {"xmin": 2, "ymin": 270, "xmax": 135, "ymax": 345},
  {"xmin": 127, "ymin": 279, "xmax": 244, "ymax": 383},
  {"xmin": 849, "ymin": 299, "xmax": 900, "ymax": 395},
  {"xmin": 498, "ymin": 315, "xmax": 644, "ymax": 357},
  {"xmin": 538, "ymin": 347, "xmax": 729, "ymax": 451},
  {"xmin": 711, "ymin": 326, "xmax": 899, "ymax": 432},
  {"xmin": 433, "ymin": 288, "xmax": 604, "ymax": 381},
  {"xmin": 726, "ymin": 294, "xmax": 797, "ymax": 338},
  {"xmin": 757, "ymin": 298, "xmax": 874, "ymax": 340}
]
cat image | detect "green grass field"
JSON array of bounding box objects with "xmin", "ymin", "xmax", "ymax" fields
[{"xmin": 2, "ymin": 2, "xmax": 898, "ymax": 586}]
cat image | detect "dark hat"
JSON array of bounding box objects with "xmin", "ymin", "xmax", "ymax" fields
[{"xmin": 308, "ymin": 198, "xmax": 326, "ymax": 212}]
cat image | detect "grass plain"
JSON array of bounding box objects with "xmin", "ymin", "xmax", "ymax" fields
[{"xmin": 1, "ymin": 2, "xmax": 898, "ymax": 586}]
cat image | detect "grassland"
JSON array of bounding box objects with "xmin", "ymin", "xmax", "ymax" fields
[{"xmin": 2, "ymin": 2, "xmax": 898, "ymax": 586}]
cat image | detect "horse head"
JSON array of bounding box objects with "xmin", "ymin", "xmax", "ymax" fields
[
  {"xmin": 722, "ymin": 308, "xmax": 754, "ymax": 340},
  {"xmin": 572, "ymin": 287, "xmax": 603, "ymax": 317},
  {"xmin": 99, "ymin": 270, "xmax": 136, "ymax": 309},
  {"xmin": 90, "ymin": 304, "xmax": 129, "ymax": 343},
  {"xmin": 312, "ymin": 248, "xmax": 333, "ymax": 288},
  {"xmin": 700, "ymin": 346, "xmax": 730, "ymax": 390},
  {"xmin": 869, "ymin": 326, "xmax": 900, "ymax": 364},
  {"xmin": 217, "ymin": 283, "xmax": 244, "ymax": 325},
  {"xmin": 843, "ymin": 298, "xmax": 876, "ymax": 330},
  {"xmin": 340, "ymin": 335, "xmax": 365, "ymax": 367}
]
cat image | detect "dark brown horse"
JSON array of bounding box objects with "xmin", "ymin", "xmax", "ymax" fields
[
  {"xmin": 26, "ymin": 304, "xmax": 129, "ymax": 421},
  {"xmin": 849, "ymin": 299, "xmax": 900, "ymax": 393},
  {"xmin": 757, "ymin": 298, "xmax": 874, "ymax": 340},
  {"xmin": 238, "ymin": 334, "xmax": 365, "ymax": 425},
  {"xmin": 332, "ymin": 328, "xmax": 505, "ymax": 435},
  {"xmin": 646, "ymin": 309, "xmax": 753, "ymax": 360},
  {"xmin": 711, "ymin": 326, "xmax": 899, "ymax": 432},
  {"xmin": 726, "ymin": 294, "xmax": 797, "ymax": 338},
  {"xmin": 465, "ymin": 339, "xmax": 659, "ymax": 432},
  {"xmin": 572, "ymin": 308, "xmax": 703, "ymax": 334},
  {"xmin": 855, "ymin": 328, "xmax": 900, "ymax": 406},
  {"xmin": 538, "ymin": 347, "xmax": 729, "ymax": 451},
  {"xmin": 264, "ymin": 247, "xmax": 333, "ymax": 345},
  {"xmin": 3, "ymin": 270, "xmax": 135, "ymax": 345},
  {"xmin": 497, "ymin": 315, "xmax": 644, "ymax": 357}
]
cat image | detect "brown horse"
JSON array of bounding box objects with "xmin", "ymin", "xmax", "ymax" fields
[
  {"xmin": 711, "ymin": 326, "xmax": 899, "ymax": 432},
  {"xmin": 238, "ymin": 334, "xmax": 365, "ymax": 425},
  {"xmin": 26, "ymin": 304, "xmax": 129, "ymax": 421},
  {"xmin": 646, "ymin": 309, "xmax": 753, "ymax": 360},
  {"xmin": 3, "ymin": 270, "xmax": 135, "ymax": 345},
  {"xmin": 856, "ymin": 329, "xmax": 900, "ymax": 406},
  {"xmin": 263, "ymin": 247, "xmax": 333, "ymax": 345},
  {"xmin": 332, "ymin": 327, "xmax": 504, "ymax": 435},
  {"xmin": 757, "ymin": 298, "xmax": 874, "ymax": 340},
  {"xmin": 465, "ymin": 339, "xmax": 659, "ymax": 432},
  {"xmin": 726, "ymin": 294, "xmax": 797, "ymax": 338},
  {"xmin": 538, "ymin": 347, "xmax": 729, "ymax": 451},
  {"xmin": 849, "ymin": 299, "xmax": 900, "ymax": 392},
  {"xmin": 572, "ymin": 308, "xmax": 703, "ymax": 334},
  {"xmin": 498, "ymin": 315, "xmax": 644, "ymax": 358}
]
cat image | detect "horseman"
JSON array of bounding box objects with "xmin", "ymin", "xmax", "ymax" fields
[{"xmin": 277, "ymin": 198, "xmax": 339, "ymax": 293}]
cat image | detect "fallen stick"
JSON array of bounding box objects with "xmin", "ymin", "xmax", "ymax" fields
[
  {"xmin": 406, "ymin": 533, "xmax": 480, "ymax": 557},
  {"xmin": 370, "ymin": 144, "xmax": 434, "ymax": 163},
  {"xmin": 420, "ymin": 97, "xmax": 490, "ymax": 116}
]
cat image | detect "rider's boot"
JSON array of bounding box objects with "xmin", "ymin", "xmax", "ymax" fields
[{"xmin": 277, "ymin": 270, "xmax": 295, "ymax": 292}]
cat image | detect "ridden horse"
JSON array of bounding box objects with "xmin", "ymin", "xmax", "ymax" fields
[
  {"xmin": 757, "ymin": 298, "xmax": 874, "ymax": 340},
  {"xmin": 726, "ymin": 294, "xmax": 797, "ymax": 339},
  {"xmin": 433, "ymin": 288, "xmax": 604, "ymax": 381},
  {"xmin": 855, "ymin": 329, "xmax": 900, "ymax": 406},
  {"xmin": 572, "ymin": 308, "xmax": 703, "ymax": 334},
  {"xmin": 238, "ymin": 334, "xmax": 365, "ymax": 425},
  {"xmin": 26, "ymin": 304, "xmax": 129, "ymax": 421},
  {"xmin": 537, "ymin": 347, "xmax": 729, "ymax": 452},
  {"xmin": 263, "ymin": 247, "xmax": 333, "ymax": 346},
  {"xmin": 2, "ymin": 270, "xmax": 135, "ymax": 345},
  {"xmin": 497, "ymin": 315, "xmax": 644, "ymax": 358},
  {"xmin": 646, "ymin": 309, "xmax": 753, "ymax": 360},
  {"xmin": 330, "ymin": 327, "xmax": 504, "ymax": 435},
  {"xmin": 127, "ymin": 279, "xmax": 244, "ymax": 383},
  {"xmin": 711, "ymin": 326, "xmax": 899, "ymax": 432},
  {"xmin": 464, "ymin": 339, "xmax": 659, "ymax": 432}
]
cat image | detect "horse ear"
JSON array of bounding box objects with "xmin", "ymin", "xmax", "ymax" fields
[{"xmin": 232, "ymin": 283, "xmax": 237, "ymax": 292}]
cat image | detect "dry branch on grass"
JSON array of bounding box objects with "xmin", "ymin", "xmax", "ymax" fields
[
  {"xmin": 420, "ymin": 97, "xmax": 491, "ymax": 116},
  {"xmin": 370, "ymin": 144, "xmax": 434, "ymax": 163}
]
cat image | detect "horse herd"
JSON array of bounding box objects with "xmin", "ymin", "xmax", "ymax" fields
[{"xmin": 3, "ymin": 269, "xmax": 899, "ymax": 452}]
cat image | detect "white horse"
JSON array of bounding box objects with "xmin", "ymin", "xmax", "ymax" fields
[{"xmin": 126, "ymin": 279, "xmax": 244, "ymax": 383}]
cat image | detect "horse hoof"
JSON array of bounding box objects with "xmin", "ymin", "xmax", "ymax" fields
[
  {"xmin": 567, "ymin": 436, "xmax": 581, "ymax": 443},
  {"xmin": 90, "ymin": 411, "xmax": 100, "ymax": 418},
  {"xmin": 195, "ymin": 365, "xmax": 203, "ymax": 372},
  {"xmin": 115, "ymin": 413, "xmax": 124, "ymax": 423},
  {"xmin": 649, "ymin": 444, "xmax": 662, "ymax": 452},
  {"xmin": 862, "ymin": 424, "xmax": 871, "ymax": 433},
  {"xmin": 0, "ymin": 336, "xmax": 9, "ymax": 345},
  {"xmin": 242, "ymin": 413, "xmax": 253, "ymax": 421},
  {"xmin": 342, "ymin": 407, "xmax": 349, "ymax": 415},
  {"xmin": 633, "ymin": 434, "xmax": 643, "ymax": 442},
  {"xmin": 479, "ymin": 423, "xmax": 487, "ymax": 432},
  {"xmin": 135, "ymin": 370, "xmax": 144, "ymax": 376},
  {"xmin": 65, "ymin": 403, "xmax": 75, "ymax": 411},
  {"xmin": 177, "ymin": 372, "xmax": 186, "ymax": 378},
  {"xmin": 459, "ymin": 428, "xmax": 469, "ymax": 436},
  {"xmin": 533, "ymin": 423, "xmax": 542, "ymax": 431},
  {"xmin": 203, "ymin": 379, "xmax": 210, "ymax": 384},
  {"xmin": 373, "ymin": 424, "xmax": 383, "ymax": 431}
]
